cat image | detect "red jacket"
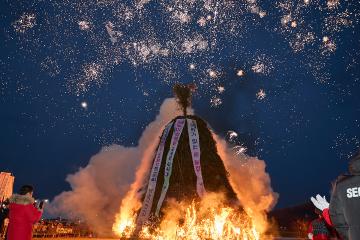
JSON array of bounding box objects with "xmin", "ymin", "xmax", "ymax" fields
[
  {"xmin": 322, "ymin": 208, "xmax": 332, "ymax": 226},
  {"xmin": 308, "ymin": 217, "xmax": 331, "ymax": 240},
  {"xmin": 322, "ymin": 208, "xmax": 343, "ymax": 240},
  {"xmin": 7, "ymin": 194, "xmax": 42, "ymax": 240}
]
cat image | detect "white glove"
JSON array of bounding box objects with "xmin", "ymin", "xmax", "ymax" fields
[
  {"xmin": 310, "ymin": 194, "xmax": 329, "ymax": 211},
  {"xmin": 308, "ymin": 233, "xmax": 313, "ymax": 239}
]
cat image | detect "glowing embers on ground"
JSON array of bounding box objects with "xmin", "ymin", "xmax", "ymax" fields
[{"xmin": 113, "ymin": 193, "xmax": 261, "ymax": 240}]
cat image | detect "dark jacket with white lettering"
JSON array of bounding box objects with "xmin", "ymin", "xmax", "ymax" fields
[{"xmin": 329, "ymin": 150, "xmax": 360, "ymax": 240}]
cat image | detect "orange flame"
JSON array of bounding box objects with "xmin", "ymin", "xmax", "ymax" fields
[{"xmin": 113, "ymin": 193, "xmax": 264, "ymax": 239}]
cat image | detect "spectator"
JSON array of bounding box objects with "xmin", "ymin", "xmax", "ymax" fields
[
  {"xmin": 7, "ymin": 185, "xmax": 43, "ymax": 240},
  {"xmin": 307, "ymin": 208, "xmax": 331, "ymax": 240},
  {"xmin": 0, "ymin": 200, "xmax": 9, "ymax": 238},
  {"xmin": 311, "ymin": 148, "xmax": 360, "ymax": 240}
]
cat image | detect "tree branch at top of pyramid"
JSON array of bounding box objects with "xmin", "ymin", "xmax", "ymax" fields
[{"xmin": 173, "ymin": 83, "xmax": 196, "ymax": 116}]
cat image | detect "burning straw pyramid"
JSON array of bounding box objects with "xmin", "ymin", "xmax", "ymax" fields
[{"xmin": 136, "ymin": 84, "xmax": 240, "ymax": 228}]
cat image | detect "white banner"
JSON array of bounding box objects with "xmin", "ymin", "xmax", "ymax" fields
[
  {"xmin": 155, "ymin": 118, "xmax": 186, "ymax": 216},
  {"xmin": 187, "ymin": 119, "xmax": 206, "ymax": 197},
  {"xmin": 136, "ymin": 122, "xmax": 173, "ymax": 226}
]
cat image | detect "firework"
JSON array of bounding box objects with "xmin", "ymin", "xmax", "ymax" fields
[
  {"xmin": 12, "ymin": 13, "xmax": 36, "ymax": 33},
  {"xmin": 5, "ymin": 0, "xmax": 360, "ymax": 144},
  {"xmin": 217, "ymin": 86, "xmax": 225, "ymax": 94},
  {"xmin": 233, "ymin": 145, "xmax": 248, "ymax": 155},
  {"xmin": 210, "ymin": 96, "xmax": 222, "ymax": 107},
  {"xmin": 256, "ymin": 89, "xmax": 266, "ymax": 100},
  {"xmin": 78, "ymin": 21, "xmax": 90, "ymax": 30},
  {"xmin": 251, "ymin": 55, "xmax": 274, "ymax": 76},
  {"xmin": 105, "ymin": 21, "xmax": 123, "ymax": 44},
  {"xmin": 237, "ymin": 69, "xmax": 245, "ymax": 77},
  {"xmin": 227, "ymin": 130, "xmax": 238, "ymax": 141}
]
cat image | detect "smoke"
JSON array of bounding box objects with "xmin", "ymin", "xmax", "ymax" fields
[
  {"xmin": 49, "ymin": 98, "xmax": 189, "ymax": 235},
  {"xmin": 214, "ymin": 135, "xmax": 279, "ymax": 234}
]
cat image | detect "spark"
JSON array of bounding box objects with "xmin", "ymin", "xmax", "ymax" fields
[
  {"xmin": 210, "ymin": 96, "xmax": 222, "ymax": 107},
  {"xmin": 70, "ymin": 63, "xmax": 105, "ymax": 94},
  {"xmin": 78, "ymin": 21, "xmax": 90, "ymax": 30},
  {"xmin": 289, "ymin": 32, "xmax": 315, "ymax": 52},
  {"xmin": 182, "ymin": 35, "xmax": 208, "ymax": 53},
  {"xmin": 323, "ymin": 36, "xmax": 330, "ymax": 43},
  {"xmin": 247, "ymin": 0, "xmax": 267, "ymax": 18},
  {"xmin": 324, "ymin": 11, "xmax": 353, "ymax": 33},
  {"xmin": 84, "ymin": 63, "xmax": 102, "ymax": 80},
  {"xmin": 259, "ymin": 11, "xmax": 267, "ymax": 18},
  {"xmin": 281, "ymin": 14, "xmax": 291, "ymax": 26},
  {"xmin": 227, "ymin": 131, "xmax": 238, "ymax": 141},
  {"xmin": 233, "ymin": 145, "xmax": 247, "ymax": 155},
  {"xmin": 256, "ymin": 89, "xmax": 266, "ymax": 100},
  {"xmin": 172, "ymin": 10, "xmax": 191, "ymax": 24},
  {"xmin": 321, "ymin": 39, "xmax": 337, "ymax": 55},
  {"xmin": 105, "ymin": 21, "xmax": 122, "ymax": 44},
  {"xmin": 252, "ymin": 63, "xmax": 265, "ymax": 74},
  {"xmin": 217, "ymin": 86, "xmax": 225, "ymax": 93},
  {"xmin": 189, "ymin": 64, "xmax": 196, "ymax": 70},
  {"xmin": 197, "ymin": 17, "xmax": 207, "ymax": 27},
  {"xmin": 208, "ymin": 69, "xmax": 218, "ymax": 78},
  {"xmin": 251, "ymin": 55, "xmax": 274, "ymax": 75},
  {"xmin": 12, "ymin": 13, "xmax": 36, "ymax": 33},
  {"xmin": 81, "ymin": 101, "xmax": 88, "ymax": 109},
  {"xmin": 236, "ymin": 69, "xmax": 245, "ymax": 77},
  {"xmin": 327, "ymin": 0, "xmax": 340, "ymax": 9}
]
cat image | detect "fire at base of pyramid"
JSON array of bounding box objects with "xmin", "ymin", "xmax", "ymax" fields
[{"xmin": 111, "ymin": 84, "xmax": 270, "ymax": 240}]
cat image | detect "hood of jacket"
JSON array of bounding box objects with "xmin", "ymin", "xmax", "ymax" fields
[
  {"xmin": 349, "ymin": 150, "xmax": 360, "ymax": 174},
  {"xmin": 9, "ymin": 194, "xmax": 35, "ymax": 205}
]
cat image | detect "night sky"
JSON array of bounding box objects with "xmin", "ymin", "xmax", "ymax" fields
[{"xmin": 0, "ymin": 0, "xmax": 359, "ymax": 209}]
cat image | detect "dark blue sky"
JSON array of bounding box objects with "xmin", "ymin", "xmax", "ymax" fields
[{"xmin": 0, "ymin": 0, "xmax": 359, "ymax": 208}]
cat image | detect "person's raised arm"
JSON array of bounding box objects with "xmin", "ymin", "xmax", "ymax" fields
[{"xmin": 26, "ymin": 204, "xmax": 42, "ymax": 224}]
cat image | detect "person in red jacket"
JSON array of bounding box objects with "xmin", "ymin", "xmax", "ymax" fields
[
  {"xmin": 311, "ymin": 195, "xmax": 342, "ymax": 240},
  {"xmin": 7, "ymin": 185, "xmax": 43, "ymax": 240},
  {"xmin": 307, "ymin": 208, "xmax": 331, "ymax": 240}
]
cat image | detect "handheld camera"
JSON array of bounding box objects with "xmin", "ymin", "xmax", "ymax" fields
[{"xmin": 36, "ymin": 199, "xmax": 49, "ymax": 209}]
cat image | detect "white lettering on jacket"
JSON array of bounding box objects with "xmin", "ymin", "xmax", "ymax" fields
[{"xmin": 346, "ymin": 187, "xmax": 360, "ymax": 198}]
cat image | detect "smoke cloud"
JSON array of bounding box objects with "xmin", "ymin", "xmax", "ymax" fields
[
  {"xmin": 214, "ymin": 135, "xmax": 279, "ymax": 233},
  {"xmin": 50, "ymin": 97, "xmax": 277, "ymax": 236}
]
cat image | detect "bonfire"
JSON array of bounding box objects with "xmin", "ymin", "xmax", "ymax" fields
[{"xmin": 113, "ymin": 84, "xmax": 265, "ymax": 239}]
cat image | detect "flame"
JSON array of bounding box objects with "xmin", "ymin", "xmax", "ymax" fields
[
  {"xmin": 113, "ymin": 193, "xmax": 264, "ymax": 240},
  {"xmin": 111, "ymin": 193, "xmax": 138, "ymax": 237}
]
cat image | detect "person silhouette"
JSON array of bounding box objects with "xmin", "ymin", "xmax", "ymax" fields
[
  {"xmin": 311, "ymin": 149, "xmax": 360, "ymax": 240},
  {"xmin": 7, "ymin": 185, "xmax": 43, "ymax": 240},
  {"xmin": 307, "ymin": 207, "xmax": 331, "ymax": 240}
]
